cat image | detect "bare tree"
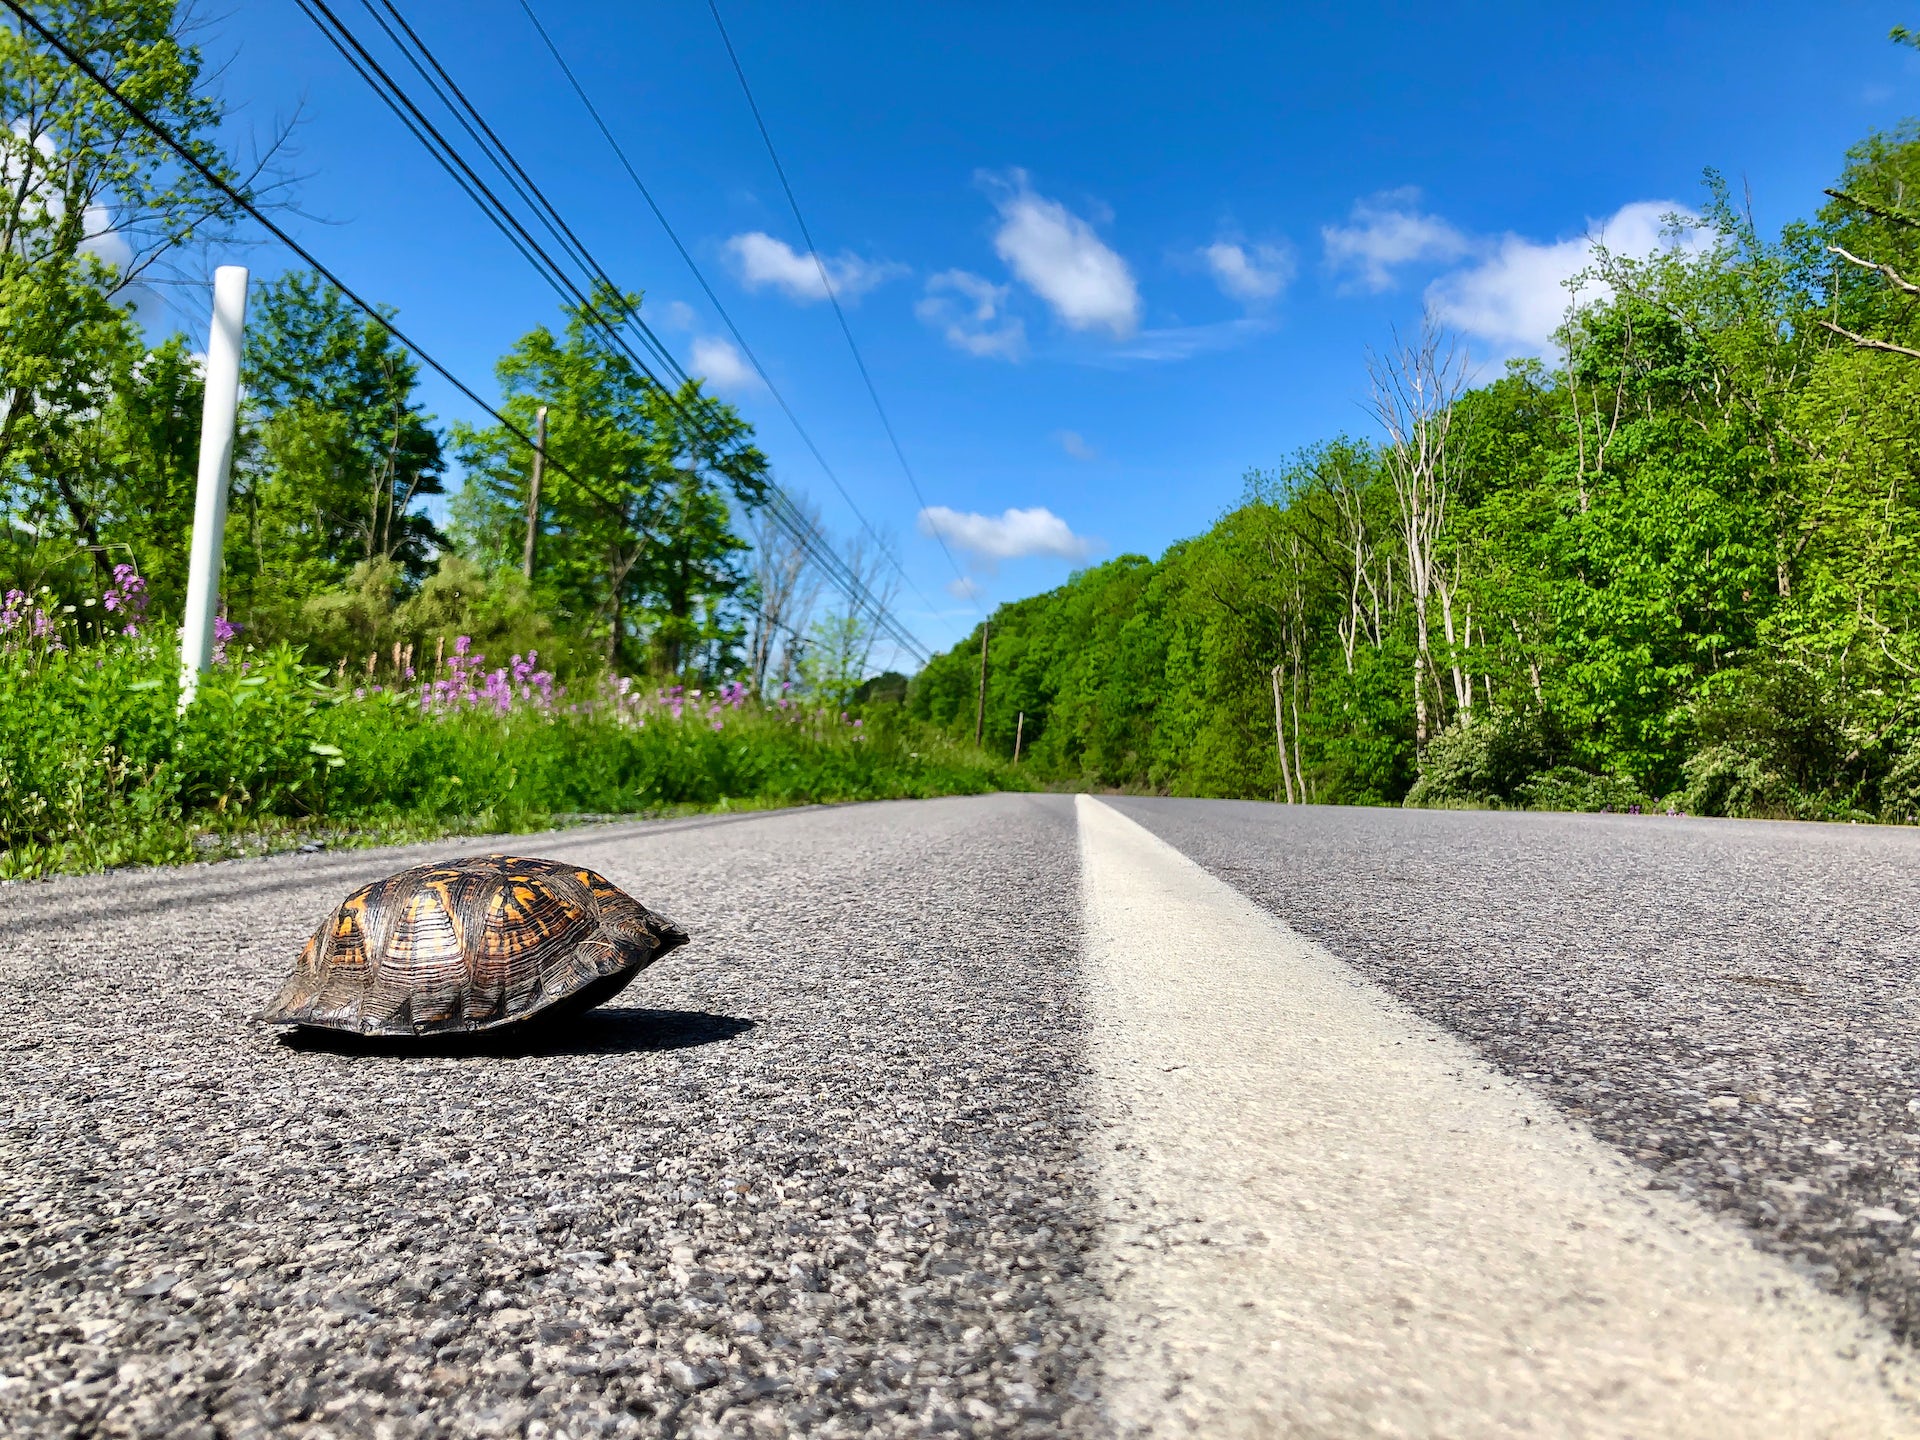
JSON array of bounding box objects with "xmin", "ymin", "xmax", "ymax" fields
[
  {"xmin": 1250, "ymin": 518, "xmax": 1312, "ymax": 804},
  {"xmin": 1262, "ymin": 443, "xmax": 1390, "ymax": 675},
  {"xmin": 802, "ymin": 528, "xmax": 902, "ymax": 708},
  {"xmin": 841, "ymin": 528, "xmax": 901, "ymax": 684},
  {"xmin": 1324, "ymin": 466, "xmax": 1387, "ymax": 675},
  {"xmin": 1369, "ymin": 319, "xmax": 1467, "ymax": 754},
  {"xmin": 747, "ymin": 496, "xmax": 822, "ymax": 696}
]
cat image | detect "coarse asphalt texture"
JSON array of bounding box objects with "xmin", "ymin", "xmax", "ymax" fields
[
  {"xmin": 1, "ymin": 795, "xmax": 1097, "ymax": 1439},
  {"xmin": 4, "ymin": 792, "xmax": 1920, "ymax": 1436}
]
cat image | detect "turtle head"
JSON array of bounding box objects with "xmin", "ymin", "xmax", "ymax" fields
[{"xmin": 605, "ymin": 903, "xmax": 689, "ymax": 963}]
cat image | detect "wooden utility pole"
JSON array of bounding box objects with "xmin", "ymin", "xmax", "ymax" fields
[
  {"xmin": 522, "ymin": 405, "xmax": 549, "ymax": 581},
  {"xmin": 974, "ymin": 621, "xmax": 991, "ymax": 747},
  {"xmin": 1013, "ymin": 710, "xmax": 1025, "ymax": 762}
]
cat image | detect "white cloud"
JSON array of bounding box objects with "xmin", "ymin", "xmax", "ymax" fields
[
  {"xmin": 1056, "ymin": 429, "xmax": 1095, "ymax": 461},
  {"xmin": 723, "ymin": 231, "xmax": 904, "ymax": 303},
  {"xmin": 691, "ymin": 335, "xmax": 762, "ymax": 392},
  {"xmin": 1322, "ymin": 188, "xmax": 1471, "ymax": 291},
  {"xmin": 919, "ymin": 504, "xmax": 1093, "ymax": 569},
  {"xmin": 660, "ymin": 299, "xmax": 698, "ymax": 331},
  {"xmin": 984, "ymin": 170, "xmax": 1140, "ymax": 338},
  {"xmin": 947, "ymin": 576, "xmax": 983, "ymax": 601},
  {"xmin": 80, "ymin": 203, "xmax": 130, "ymax": 270},
  {"xmin": 916, "ymin": 269, "xmax": 1026, "ymax": 359},
  {"xmin": 1203, "ymin": 240, "xmax": 1294, "ymax": 303},
  {"xmin": 5, "ymin": 125, "xmax": 130, "ymax": 273},
  {"xmin": 1426, "ymin": 200, "xmax": 1708, "ymax": 355}
]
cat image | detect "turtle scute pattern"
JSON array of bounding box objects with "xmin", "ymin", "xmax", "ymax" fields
[{"xmin": 257, "ymin": 855, "xmax": 688, "ymax": 1036}]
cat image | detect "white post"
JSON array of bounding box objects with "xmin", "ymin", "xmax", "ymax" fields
[{"xmin": 178, "ymin": 265, "xmax": 249, "ymax": 711}]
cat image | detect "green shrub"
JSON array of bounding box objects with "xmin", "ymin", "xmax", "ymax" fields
[
  {"xmin": 1, "ymin": 625, "xmax": 1015, "ymax": 878},
  {"xmin": 1514, "ymin": 766, "xmax": 1653, "ymax": 814},
  {"xmin": 1880, "ymin": 740, "xmax": 1920, "ymax": 823},
  {"xmin": 1679, "ymin": 743, "xmax": 1807, "ymax": 819},
  {"xmin": 1403, "ymin": 708, "xmax": 1560, "ymax": 808}
]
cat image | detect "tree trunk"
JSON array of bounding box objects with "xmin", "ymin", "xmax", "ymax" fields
[
  {"xmin": 1290, "ymin": 664, "xmax": 1308, "ymax": 803},
  {"xmin": 1271, "ymin": 664, "xmax": 1294, "ymax": 804},
  {"xmin": 49, "ymin": 471, "xmax": 113, "ymax": 583},
  {"xmin": 607, "ymin": 581, "xmax": 623, "ymax": 668},
  {"xmin": 1412, "ymin": 611, "xmax": 1431, "ymax": 753}
]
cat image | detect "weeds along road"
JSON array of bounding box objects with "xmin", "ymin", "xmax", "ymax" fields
[{"xmin": 5, "ymin": 794, "xmax": 1920, "ymax": 1436}]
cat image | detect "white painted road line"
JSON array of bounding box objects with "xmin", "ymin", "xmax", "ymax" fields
[{"xmin": 1076, "ymin": 794, "xmax": 1920, "ymax": 1438}]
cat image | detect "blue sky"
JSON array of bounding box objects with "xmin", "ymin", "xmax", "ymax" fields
[{"xmin": 184, "ymin": 0, "xmax": 1918, "ymax": 659}]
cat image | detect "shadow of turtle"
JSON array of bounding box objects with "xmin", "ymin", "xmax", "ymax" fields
[{"xmin": 273, "ymin": 1007, "xmax": 756, "ymax": 1059}]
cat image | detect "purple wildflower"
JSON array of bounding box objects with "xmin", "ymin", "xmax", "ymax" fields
[
  {"xmin": 100, "ymin": 564, "xmax": 150, "ymax": 636},
  {"xmin": 212, "ymin": 612, "xmax": 239, "ymax": 664}
]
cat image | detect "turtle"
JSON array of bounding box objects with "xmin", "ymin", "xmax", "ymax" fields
[{"xmin": 256, "ymin": 855, "xmax": 689, "ymax": 1036}]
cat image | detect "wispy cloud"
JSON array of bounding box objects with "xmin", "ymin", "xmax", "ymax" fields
[
  {"xmin": 1202, "ymin": 240, "xmax": 1294, "ymax": 303},
  {"xmin": 1426, "ymin": 200, "xmax": 1709, "ymax": 356},
  {"xmin": 1323, "ymin": 188, "xmax": 1471, "ymax": 291},
  {"xmin": 983, "ymin": 169, "xmax": 1140, "ymax": 338},
  {"xmin": 723, "ymin": 231, "xmax": 905, "ymax": 303},
  {"xmin": 918, "ymin": 504, "xmax": 1094, "ymax": 570},
  {"xmin": 1099, "ymin": 315, "xmax": 1271, "ymax": 365},
  {"xmin": 947, "ymin": 576, "xmax": 983, "ymax": 601},
  {"xmin": 916, "ymin": 268, "xmax": 1026, "ymax": 359},
  {"xmin": 1056, "ymin": 429, "xmax": 1096, "ymax": 461}
]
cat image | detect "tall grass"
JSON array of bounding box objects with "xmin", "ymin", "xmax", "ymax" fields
[{"xmin": 0, "ymin": 586, "xmax": 1013, "ymax": 879}]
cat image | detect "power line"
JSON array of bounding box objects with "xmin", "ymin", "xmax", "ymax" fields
[
  {"xmin": 704, "ymin": 0, "xmax": 975, "ymax": 608},
  {"xmin": 295, "ymin": 0, "xmax": 927, "ymax": 660},
  {"xmin": 323, "ymin": 0, "xmax": 924, "ymax": 661},
  {"xmin": 508, "ymin": 0, "xmax": 942, "ymax": 628},
  {"xmin": 0, "ymin": 0, "xmax": 610, "ymax": 517},
  {"xmin": 298, "ymin": 0, "xmax": 679, "ymax": 392},
  {"xmin": 0, "ymin": 0, "xmax": 906, "ymax": 663}
]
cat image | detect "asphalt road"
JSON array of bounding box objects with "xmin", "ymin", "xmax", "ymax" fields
[
  {"xmin": 1108, "ymin": 798, "xmax": 1920, "ymax": 1343},
  {"xmin": 3, "ymin": 794, "xmax": 1920, "ymax": 1437}
]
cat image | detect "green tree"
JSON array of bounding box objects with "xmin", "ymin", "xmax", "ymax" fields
[
  {"xmin": 450, "ymin": 285, "xmax": 767, "ymax": 676},
  {"xmin": 0, "ymin": 0, "xmax": 245, "ymax": 589},
  {"xmin": 229, "ymin": 271, "xmax": 445, "ymax": 642}
]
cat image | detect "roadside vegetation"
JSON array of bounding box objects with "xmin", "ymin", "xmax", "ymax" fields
[
  {"xmin": 14, "ymin": 4, "xmax": 1920, "ymax": 869},
  {"xmin": 0, "ymin": 583, "xmax": 1007, "ymax": 878},
  {"xmin": 913, "ymin": 88, "xmax": 1920, "ymax": 824},
  {"xmin": 0, "ymin": 2, "xmax": 1006, "ymax": 878}
]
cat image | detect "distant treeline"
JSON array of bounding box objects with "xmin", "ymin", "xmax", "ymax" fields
[{"xmin": 914, "ymin": 120, "xmax": 1920, "ymax": 822}]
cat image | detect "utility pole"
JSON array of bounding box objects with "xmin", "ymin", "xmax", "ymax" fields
[
  {"xmin": 178, "ymin": 265, "xmax": 249, "ymax": 712},
  {"xmin": 1013, "ymin": 710, "xmax": 1025, "ymax": 763},
  {"xmin": 522, "ymin": 404, "xmax": 548, "ymax": 581},
  {"xmin": 974, "ymin": 620, "xmax": 990, "ymax": 747}
]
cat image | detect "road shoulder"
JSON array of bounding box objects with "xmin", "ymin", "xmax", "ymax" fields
[{"xmin": 1077, "ymin": 793, "xmax": 1920, "ymax": 1438}]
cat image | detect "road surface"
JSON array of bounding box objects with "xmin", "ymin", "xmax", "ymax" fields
[{"xmin": 3, "ymin": 793, "xmax": 1920, "ymax": 1437}]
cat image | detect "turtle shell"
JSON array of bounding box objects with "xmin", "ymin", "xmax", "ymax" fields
[{"xmin": 257, "ymin": 855, "xmax": 688, "ymax": 1036}]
